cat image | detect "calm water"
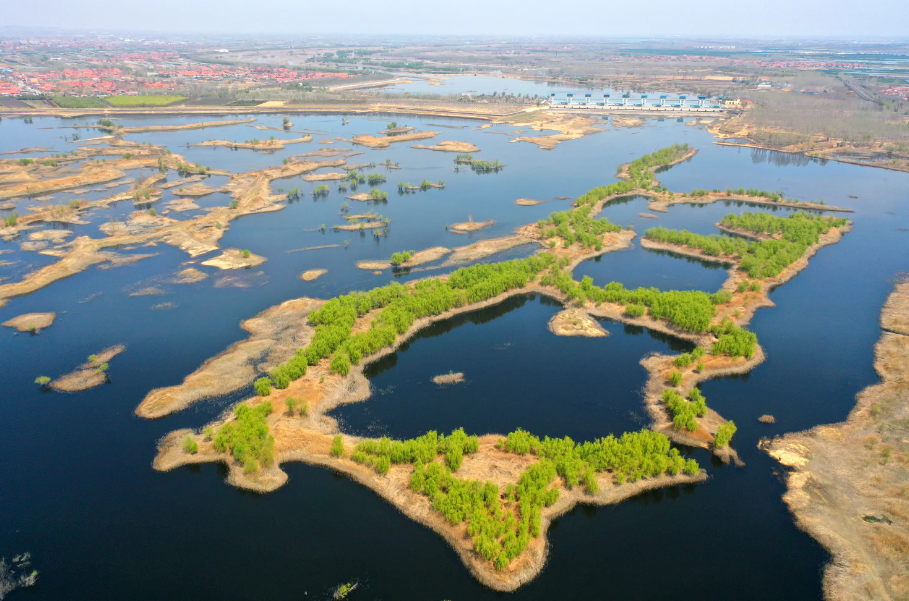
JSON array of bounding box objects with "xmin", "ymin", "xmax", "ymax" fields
[{"xmin": 1, "ymin": 109, "xmax": 907, "ymax": 601}]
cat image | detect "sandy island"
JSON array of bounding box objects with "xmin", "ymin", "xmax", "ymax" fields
[
  {"xmin": 51, "ymin": 344, "xmax": 125, "ymax": 392},
  {"xmin": 2, "ymin": 312, "xmax": 55, "ymax": 332},
  {"xmin": 450, "ymin": 220, "xmax": 495, "ymax": 234},
  {"xmin": 300, "ymin": 269, "xmax": 327, "ymax": 282},
  {"xmin": 411, "ymin": 141, "xmax": 480, "ymax": 153},
  {"xmin": 201, "ymin": 249, "xmax": 266, "ymax": 270},
  {"xmin": 548, "ymin": 309, "xmax": 608, "ymax": 337},
  {"xmin": 352, "ymin": 131, "xmax": 439, "ymax": 149}
]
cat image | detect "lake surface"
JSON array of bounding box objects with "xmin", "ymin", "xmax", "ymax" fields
[{"xmin": 1, "ymin": 107, "xmax": 907, "ymax": 601}]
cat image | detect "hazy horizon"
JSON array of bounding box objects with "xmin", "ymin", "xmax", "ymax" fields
[{"xmin": 4, "ymin": 0, "xmax": 909, "ymax": 39}]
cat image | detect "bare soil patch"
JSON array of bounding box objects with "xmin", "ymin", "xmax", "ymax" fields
[
  {"xmin": 548, "ymin": 309, "xmax": 608, "ymax": 337},
  {"xmin": 201, "ymin": 249, "xmax": 266, "ymax": 270},
  {"xmin": 411, "ymin": 141, "xmax": 480, "ymax": 153},
  {"xmin": 450, "ymin": 220, "xmax": 494, "ymax": 233},
  {"xmin": 2, "ymin": 312, "xmax": 55, "ymax": 332},
  {"xmin": 300, "ymin": 269, "xmax": 327, "ymax": 282}
]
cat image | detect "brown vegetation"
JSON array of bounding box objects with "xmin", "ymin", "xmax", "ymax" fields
[
  {"xmin": 763, "ymin": 278, "xmax": 909, "ymax": 601},
  {"xmin": 51, "ymin": 344, "xmax": 125, "ymax": 392}
]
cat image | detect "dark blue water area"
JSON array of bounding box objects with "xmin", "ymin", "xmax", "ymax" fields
[
  {"xmin": 331, "ymin": 294, "xmax": 693, "ymax": 441},
  {"xmin": 1, "ymin": 114, "xmax": 908, "ymax": 601}
]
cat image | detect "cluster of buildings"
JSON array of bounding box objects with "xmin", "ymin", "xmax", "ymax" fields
[
  {"xmin": 880, "ymin": 85, "xmax": 909, "ymax": 100},
  {"xmin": 0, "ymin": 61, "xmax": 353, "ymax": 97}
]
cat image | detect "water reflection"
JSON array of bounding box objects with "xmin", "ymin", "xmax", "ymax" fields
[{"xmin": 750, "ymin": 147, "xmax": 828, "ymax": 167}]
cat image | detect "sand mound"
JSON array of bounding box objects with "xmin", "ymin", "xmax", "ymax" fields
[
  {"xmin": 432, "ymin": 372, "xmax": 465, "ymax": 385},
  {"xmin": 548, "ymin": 309, "xmax": 608, "ymax": 337},
  {"xmin": 411, "ymin": 141, "xmax": 479, "ymax": 153},
  {"xmin": 2, "ymin": 312, "xmax": 55, "ymax": 332},
  {"xmin": 300, "ymin": 269, "xmax": 327, "ymax": 281},
  {"xmin": 201, "ymin": 249, "xmax": 266, "ymax": 270},
  {"xmin": 450, "ymin": 220, "xmax": 494, "ymax": 233}
]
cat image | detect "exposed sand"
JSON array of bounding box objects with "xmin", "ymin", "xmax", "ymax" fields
[
  {"xmin": 440, "ymin": 236, "xmax": 539, "ymax": 267},
  {"xmin": 548, "ymin": 309, "xmax": 608, "ymax": 337},
  {"xmin": 114, "ymin": 118, "xmax": 255, "ymax": 136},
  {"xmin": 192, "ymin": 135, "xmax": 311, "ymax": 151},
  {"xmin": 173, "ymin": 268, "xmax": 208, "ymax": 284},
  {"xmin": 611, "ymin": 117, "xmax": 644, "ymax": 128},
  {"xmin": 333, "ymin": 220, "xmax": 384, "ymax": 231},
  {"xmin": 515, "ymin": 199, "xmax": 545, "ymax": 206},
  {"xmin": 174, "ymin": 184, "xmax": 219, "ymax": 197},
  {"xmin": 356, "ymin": 247, "xmax": 451, "ymax": 271},
  {"xmin": 201, "ymin": 249, "xmax": 266, "ymax": 270},
  {"xmin": 293, "ymin": 148, "xmax": 352, "ymax": 158},
  {"xmin": 450, "ymin": 220, "xmax": 494, "ymax": 233},
  {"xmin": 2, "ymin": 312, "xmax": 55, "ymax": 332},
  {"xmin": 352, "ymin": 131, "xmax": 439, "ymax": 149},
  {"xmin": 345, "ymin": 193, "xmax": 376, "ymax": 202},
  {"xmin": 411, "ymin": 141, "xmax": 480, "ymax": 153},
  {"xmin": 302, "ymin": 172, "xmax": 348, "ymax": 181},
  {"xmin": 300, "ymin": 269, "xmax": 327, "ymax": 282},
  {"xmin": 165, "ymin": 198, "xmax": 200, "ymax": 212}
]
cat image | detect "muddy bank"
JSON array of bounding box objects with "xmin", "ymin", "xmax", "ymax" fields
[
  {"xmin": 2, "ymin": 312, "xmax": 55, "ymax": 332},
  {"xmin": 50, "ymin": 345, "xmax": 125, "ymax": 392},
  {"xmin": 763, "ymin": 278, "xmax": 909, "ymax": 601}
]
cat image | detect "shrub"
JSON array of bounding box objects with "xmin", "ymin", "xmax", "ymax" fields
[
  {"xmin": 625, "ymin": 304, "xmax": 646, "ymax": 317},
  {"xmin": 203, "ymin": 427, "xmax": 214, "ymax": 441},
  {"xmin": 668, "ymin": 371, "xmax": 683, "ymax": 386},
  {"xmin": 331, "ymin": 435, "xmax": 346, "ymax": 457},
  {"xmin": 286, "ymin": 397, "xmax": 298, "ymax": 415},
  {"xmin": 711, "ymin": 320, "xmax": 758, "ymax": 358},
  {"xmin": 213, "ymin": 401, "xmax": 275, "ymax": 471},
  {"xmin": 182, "ymin": 435, "xmax": 199, "ymax": 454},
  {"xmin": 714, "ymin": 421, "xmax": 737, "ymax": 447},
  {"xmin": 254, "ymin": 377, "xmax": 272, "ymax": 396},
  {"xmin": 34, "ymin": 376, "xmax": 51, "ymax": 386},
  {"xmin": 241, "ymin": 249, "xmax": 251, "ymax": 259}
]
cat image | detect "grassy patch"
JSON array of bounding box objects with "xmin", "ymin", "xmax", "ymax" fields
[
  {"xmin": 52, "ymin": 96, "xmax": 107, "ymax": 108},
  {"xmin": 105, "ymin": 95, "xmax": 186, "ymax": 107}
]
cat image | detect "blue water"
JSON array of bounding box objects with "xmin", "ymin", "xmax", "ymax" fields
[{"xmin": 1, "ymin": 109, "xmax": 907, "ymax": 601}]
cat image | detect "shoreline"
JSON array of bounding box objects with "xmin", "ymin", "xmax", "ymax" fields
[{"xmin": 762, "ymin": 278, "xmax": 909, "ymax": 600}]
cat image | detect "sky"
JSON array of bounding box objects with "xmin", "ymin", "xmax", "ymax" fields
[{"xmin": 3, "ymin": 0, "xmax": 909, "ymax": 38}]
